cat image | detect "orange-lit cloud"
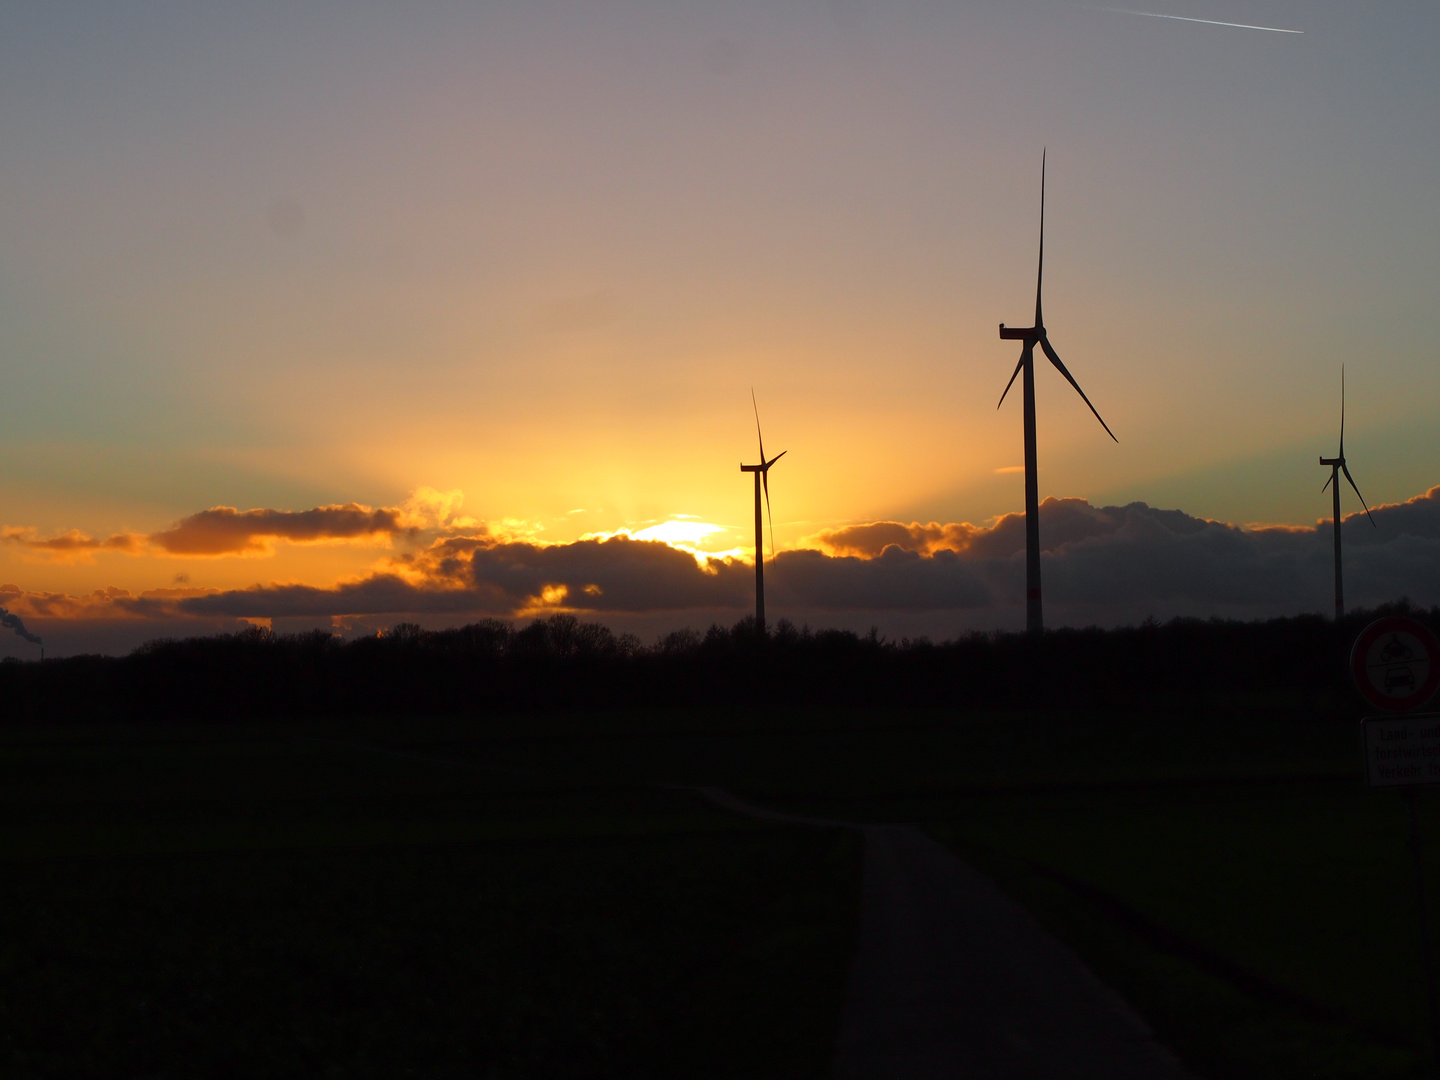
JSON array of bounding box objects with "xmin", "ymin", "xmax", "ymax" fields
[
  {"xmin": 804, "ymin": 520, "xmax": 981, "ymax": 558},
  {"xmin": 0, "ymin": 582, "xmax": 217, "ymax": 620},
  {"xmin": 6, "ymin": 487, "xmax": 1440, "ymax": 652},
  {"xmin": 164, "ymin": 485, "xmax": 1440, "ymax": 622},
  {"xmin": 2, "ymin": 487, "xmax": 481, "ymax": 562},
  {"xmin": 150, "ymin": 504, "xmax": 412, "ymax": 556},
  {"xmin": 2, "ymin": 527, "xmax": 145, "ymax": 563},
  {"xmin": 803, "ymin": 499, "xmax": 1154, "ymax": 560}
]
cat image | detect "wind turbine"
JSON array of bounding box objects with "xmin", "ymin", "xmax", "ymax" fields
[
  {"xmin": 740, "ymin": 391, "xmax": 785, "ymax": 633},
  {"xmin": 1319, "ymin": 365, "xmax": 1375, "ymax": 619},
  {"xmin": 998, "ymin": 151, "xmax": 1116, "ymax": 634}
]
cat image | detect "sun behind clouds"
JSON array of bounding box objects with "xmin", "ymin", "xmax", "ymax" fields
[{"xmin": 631, "ymin": 521, "xmax": 727, "ymax": 546}]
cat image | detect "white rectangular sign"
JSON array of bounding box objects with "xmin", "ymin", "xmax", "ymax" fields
[{"xmin": 1363, "ymin": 714, "xmax": 1440, "ymax": 787}]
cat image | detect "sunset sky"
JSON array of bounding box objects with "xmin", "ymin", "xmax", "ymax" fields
[{"xmin": 2, "ymin": 1, "xmax": 1438, "ymax": 655}]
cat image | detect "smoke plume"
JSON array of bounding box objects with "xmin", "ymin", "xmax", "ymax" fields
[{"xmin": 0, "ymin": 606, "xmax": 42, "ymax": 646}]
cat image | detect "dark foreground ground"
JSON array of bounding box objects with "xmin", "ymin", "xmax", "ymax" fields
[
  {"xmin": 0, "ymin": 722, "xmax": 860, "ymax": 1079},
  {"xmin": 2, "ymin": 703, "xmax": 1437, "ymax": 1078}
]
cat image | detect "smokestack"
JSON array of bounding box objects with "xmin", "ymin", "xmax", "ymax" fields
[{"xmin": 0, "ymin": 607, "xmax": 43, "ymax": 653}]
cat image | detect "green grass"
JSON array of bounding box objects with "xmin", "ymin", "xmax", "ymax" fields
[{"xmin": 0, "ymin": 723, "xmax": 862, "ymax": 1079}]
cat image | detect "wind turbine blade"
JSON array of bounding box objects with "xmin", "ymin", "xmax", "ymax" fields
[
  {"xmin": 1339, "ymin": 364, "xmax": 1346, "ymax": 458},
  {"xmin": 765, "ymin": 449, "xmax": 787, "ymax": 469},
  {"xmin": 1039, "ymin": 337, "xmax": 1117, "ymax": 442},
  {"xmin": 762, "ymin": 470, "xmax": 775, "ymax": 561},
  {"xmin": 997, "ymin": 350, "xmax": 1026, "ymax": 409},
  {"xmin": 751, "ymin": 388, "xmax": 765, "ymax": 463},
  {"xmin": 1035, "ymin": 149, "xmax": 1046, "ymax": 328},
  {"xmin": 1321, "ymin": 471, "xmax": 1333, "ymax": 494},
  {"xmin": 1341, "ymin": 463, "xmax": 1376, "ymax": 526}
]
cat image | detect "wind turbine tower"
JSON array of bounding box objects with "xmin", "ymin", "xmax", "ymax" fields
[
  {"xmin": 1319, "ymin": 366, "xmax": 1375, "ymax": 618},
  {"xmin": 998, "ymin": 152, "xmax": 1117, "ymax": 634},
  {"xmin": 740, "ymin": 392, "xmax": 786, "ymax": 633}
]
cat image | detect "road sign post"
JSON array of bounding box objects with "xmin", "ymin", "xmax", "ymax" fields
[{"xmin": 1354, "ymin": 616, "xmax": 1440, "ymax": 1060}]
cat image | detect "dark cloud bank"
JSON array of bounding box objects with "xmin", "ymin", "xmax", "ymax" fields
[
  {"xmin": 9, "ymin": 487, "xmax": 1439, "ymax": 657},
  {"xmin": 185, "ymin": 487, "xmax": 1440, "ymax": 623}
]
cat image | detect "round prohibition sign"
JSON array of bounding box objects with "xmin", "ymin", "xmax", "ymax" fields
[{"xmin": 1351, "ymin": 616, "xmax": 1440, "ymax": 712}]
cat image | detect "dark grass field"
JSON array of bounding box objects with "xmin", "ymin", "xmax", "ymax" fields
[
  {"xmin": 0, "ymin": 725, "xmax": 861, "ymax": 1079},
  {"xmin": 6, "ymin": 704, "xmax": 1440, "ymax": 1078},
  {"xmin": 394, "ymin": 703, "xmax": 1438, "ymax": 1079},
  {"xmin": 929, "ymin": 779, "xmax": 1436, "ymax": 1079}
]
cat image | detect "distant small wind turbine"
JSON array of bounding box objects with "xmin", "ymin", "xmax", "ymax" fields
[
  {"xmin": 740, "ymin": 391, "xmax": 786, "ymax": 633},
  {"xmin": 998, "ymin": 151, "xmax": 1117, "ymax": 635},
  {"xmin": 1319, "ymin": 366, "xmax": 1375, "ymax": 619}
]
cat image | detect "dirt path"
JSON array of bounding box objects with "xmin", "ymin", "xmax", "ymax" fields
[
  {"xmin": 311, "ymin": 744, "xmax": 1191, "ymax": 1078},
  {"xmin": 688, "ymin": 790, "xmax": 1191, "ymax": 1079}
]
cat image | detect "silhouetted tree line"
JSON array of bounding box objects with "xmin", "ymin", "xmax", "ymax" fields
[{"xmin": 0, "ymin": 602, "xmax": 1434, "ymax": 724}]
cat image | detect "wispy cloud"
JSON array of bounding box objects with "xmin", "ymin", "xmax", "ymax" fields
[
  {"xmin": 2, "ymin": 487, "xmax": 478, "ymax": 561},
  {"xmin": 2, "ymin": 528, "xmax": 144, "ymax": 563}
]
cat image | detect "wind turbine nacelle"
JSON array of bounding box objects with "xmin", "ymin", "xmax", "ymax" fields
[{"xmin": 999, "ymin": 324, "xmax": 1035, "ymax": 340}]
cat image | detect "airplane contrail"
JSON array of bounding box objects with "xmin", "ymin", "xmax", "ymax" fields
[{"xmin": 1099, "ymin": 8, "xmax": 1303, "ymax": 33}]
